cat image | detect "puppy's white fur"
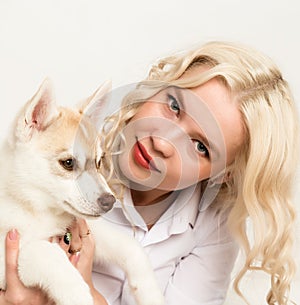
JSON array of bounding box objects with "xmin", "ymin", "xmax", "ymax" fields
[{"xmin": 0, "ymin": 79, "xmax": 164, "ymax": 305}]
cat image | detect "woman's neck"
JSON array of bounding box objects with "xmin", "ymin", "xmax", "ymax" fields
[
  {"xmin": 130, "ymin": 188, "xmax": 172, "ymax": 206},
  {"xmin": 130, "ymin": 188, "xmax": 175, "ymax": 230}
]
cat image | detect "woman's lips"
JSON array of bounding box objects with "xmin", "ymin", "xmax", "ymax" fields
[{"xmin": 133, "ymin": 138, "xmax": 161, "ymax": 172}]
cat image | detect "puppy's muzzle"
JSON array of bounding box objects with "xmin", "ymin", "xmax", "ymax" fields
[{"xmin": 98, "ymin": 193, "xmax": 116, "ymax": 212}]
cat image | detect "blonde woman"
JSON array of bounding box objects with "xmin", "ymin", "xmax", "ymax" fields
[{"xmin": 2, "ymin": 41, "xmax": 299, "ymax": 305}]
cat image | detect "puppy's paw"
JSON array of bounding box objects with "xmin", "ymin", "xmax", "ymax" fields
[
  {"xmin": 50, "ymin": 280, "xmax": 93, "ymax": 305},
  {"xmin": 0, "ymin": 267, "xmax": 6, "ymax": 290},
  {"xmin": 60, "ymin": 292, "xmax": 93, "ymax": 305},
  {"xmin": 136, "ymin": 294, "xmax": 165, "ymax": 305},
  {"xmin": 131, "ymin": 282, "xmax": 165, "ymax": 305},
  {"xmin": 137, "ymin": 295, "xmax": 165, "ymax": 305},
  {"xmin": 0, "ymin": 281, "xmax": 6, "ymax": 291}
]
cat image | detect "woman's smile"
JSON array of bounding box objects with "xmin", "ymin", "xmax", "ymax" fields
[
  {"xmin": 118, "ymin": 77, "xmax": 243, "ymax": 191},
  {"xmin": 133, "ymin": 138, "xmax": 161, "ymax": 172}
]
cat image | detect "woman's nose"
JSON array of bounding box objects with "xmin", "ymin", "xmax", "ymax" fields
[
  {"xmin": 150, "ymin": 135, "xmax": 175, "ymax": 158},
  {"xmin": 149, "ymin": 120, "xmax": 189, "ymax": 158}
]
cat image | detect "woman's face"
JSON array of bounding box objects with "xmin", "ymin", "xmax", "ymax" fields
[{"xmin": 118, "ymin": 68, "xmax": 245, "ymax": 192}]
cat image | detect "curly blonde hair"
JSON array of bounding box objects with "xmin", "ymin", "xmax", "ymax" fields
[{"xmin": 101, "ymin": 41, "xmax": 299, "ymax": 305}]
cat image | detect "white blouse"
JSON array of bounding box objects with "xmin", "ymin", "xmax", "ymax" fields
[{"xmin": 92, "ymin": 184, "xmax": 238, "ymax": 305}]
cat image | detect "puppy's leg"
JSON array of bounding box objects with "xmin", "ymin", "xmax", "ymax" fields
[
  {"xmin": 90, "ymin": 219, "xmax": 165, "ymax": 305},
  {"xmin": 18, "ymin": 240, "xmax": 93, "ymax": 305}
]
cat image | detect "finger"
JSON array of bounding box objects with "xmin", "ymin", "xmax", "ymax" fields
[
  {"xmin": 71, "ymin": 219, "xmax": 95, "ymax": 284},
  {"xmin": 77, "ymin": 218, "xmax": 91, "ymax": 240},
  {"xmin": 69, "ymin": 252, "xmax": 81, "ymax": 267},
  {"xmin": 5, "ymin": 229, "xmax": 23, "ymax": 289},
  {"xmin": 68, "ymin": 219, "xmax": 82, "ymax": 255},
  {"xmin": 4, "ymin": 231, "xmax": 52, "ymax": 303},
  {"xmin": 77, "ymin": 218, "xmax": 94, "ymax": 252}
]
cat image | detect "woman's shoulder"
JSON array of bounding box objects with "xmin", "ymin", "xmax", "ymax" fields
[{"xmin": 194, "ymin": 198, "xmax": 234, "ymax": 246}]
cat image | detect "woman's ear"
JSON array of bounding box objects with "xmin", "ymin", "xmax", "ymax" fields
[{"xmin": 208, "ymin": 169, "xmax": 232, "ymax": 188}]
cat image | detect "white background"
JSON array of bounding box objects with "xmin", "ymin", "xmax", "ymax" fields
[{"xmin": 0, "ymin": 1, "xmax": 299, "ymax": 304}]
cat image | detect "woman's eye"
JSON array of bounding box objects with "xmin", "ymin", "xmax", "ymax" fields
[
  {"xmin": 193, "ymin": 140, "xmax": 210, "ymax": 158},
  {"xmin": 167, "ymin": 94, "xmax": 180, "ymax": 115},
  {"xmin": 59, "ymin": 158, "xmax": 75, "ymax": 171}
]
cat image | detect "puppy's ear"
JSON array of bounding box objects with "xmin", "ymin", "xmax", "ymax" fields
[
  {"xmin": 77, "ymin": 80, "xmax": 111, "ymax": 130},
  {"xmin": 18, "ymin": 78, "xmax": 59, "ymax": 141}
]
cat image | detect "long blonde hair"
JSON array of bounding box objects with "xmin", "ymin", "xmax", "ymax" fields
[{"xmin": 102, "ymin": 41, "xmax": 299, "ymax": 305}]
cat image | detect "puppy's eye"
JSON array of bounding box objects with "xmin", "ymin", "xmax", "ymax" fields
[{"xmin": 59, "ymin": 158, "xmax": 75, "ymax": 171}]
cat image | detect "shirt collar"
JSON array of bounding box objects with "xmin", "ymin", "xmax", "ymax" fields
[{"xmin": 107, "ymin": 183, "xmax": 201, "ymax": 236}]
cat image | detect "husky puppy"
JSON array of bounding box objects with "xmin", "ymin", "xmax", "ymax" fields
[{"xmin": 0, "ymin": 79, "xmax": 164, "ymax": 305}]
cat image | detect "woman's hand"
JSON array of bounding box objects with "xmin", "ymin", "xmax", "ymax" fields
[
  {"xmin": 67, "ymin": 218, "xmax": 108, "ymax": 305},
  {"xmin": 0, "ymin": 230, "xmax": 52, "ymax": 305},
  {"xmin": 1, "ymin": 223, "xmax": 107, "ymax": 305},
  {"xmin": 67, "ymin": 218, "xmax": 95, "ymax": 285}
]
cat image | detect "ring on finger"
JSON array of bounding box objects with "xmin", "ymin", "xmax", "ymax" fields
[
  {"xmin": 80, "ymin": 229, "xmax": 91, "ymax": 238},
  {"xmin": 69, "ymin": 248, "xmax": 81, "ymax": 254}
]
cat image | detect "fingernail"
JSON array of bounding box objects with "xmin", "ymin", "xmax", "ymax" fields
[
  {"xmin": 73, "ymin": 252, "xmax": 81, "ymax": 265},
  {"xmin": 8, "ymin": 229, "xmax": 18, "ymax": 240},
  {"xmin": 63, "ymin": 232, "xmax": 72, "ymax": 245}
]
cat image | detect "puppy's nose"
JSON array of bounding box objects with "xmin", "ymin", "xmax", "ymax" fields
[{"xmin": 97, "ymin": 193, "xmax": 116, "ymax": 212}]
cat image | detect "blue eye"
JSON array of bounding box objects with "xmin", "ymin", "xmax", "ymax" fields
[
  {"xmin": 194, "ymin": 140, "xmax": 210, "ymax": 158},
  {"xmin": 167, "ymin": 94, "xmax": 180, "ymax": 114}
]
